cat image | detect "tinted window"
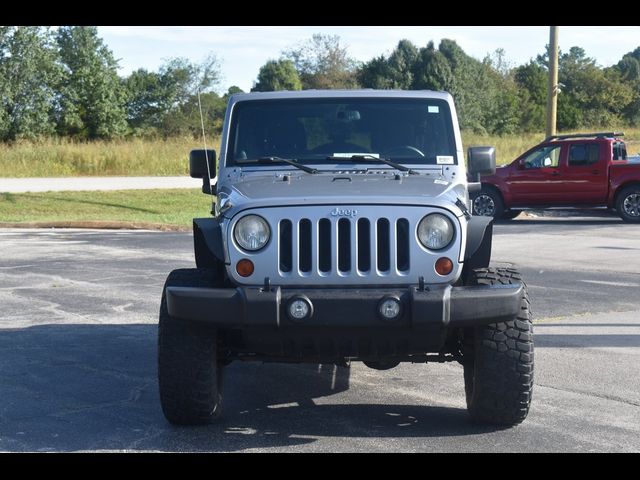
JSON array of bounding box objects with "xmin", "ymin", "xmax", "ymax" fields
[
  {"xmin": 569, "ymin": 144, "xmax": 600, "ymax": 166},
  {"xmin": 613, "ymin": 141, "xmax": 627, "ymax": 160},
  {"xmin": 227, "ymin": 98, "xmax": 456, "ymax": 165}
]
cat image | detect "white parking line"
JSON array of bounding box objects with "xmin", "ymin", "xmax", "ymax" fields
[{"xmin": 580, "ymin": 280, "xmax": 640, "ymax": 288}]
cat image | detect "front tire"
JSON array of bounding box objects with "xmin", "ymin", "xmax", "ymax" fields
[
  {"xmin": 463, "ymin": 267, "xmax": 534, "ymax": 426},
  {"xmin": 158, "ymin": 269, "xmax": 225, "ymax": 425},
  {"xmin": 472, "ymin": 186, "xmax": 505, "ymax": 219},
  {"xmin": 616, "ymin": 185, "xmax": 640, "ymax": 223}
]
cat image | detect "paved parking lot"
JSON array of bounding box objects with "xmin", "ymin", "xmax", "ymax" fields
[{"xmin": 0, "ymin": 215, "xmax": 639, "ymax": 452}]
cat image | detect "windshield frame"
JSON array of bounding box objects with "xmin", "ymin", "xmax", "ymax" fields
[{"xmin": 225, "ymin": 97, "xmax": 458, "ymax": 168}]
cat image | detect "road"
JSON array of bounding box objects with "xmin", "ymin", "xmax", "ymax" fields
[
  {"xmin": 0, "ymin": 176, "xmax": 200, "ymax": 193},
  {"xmin": 0, "ymin": 216, "xmax": 639, "ymax": 452}
]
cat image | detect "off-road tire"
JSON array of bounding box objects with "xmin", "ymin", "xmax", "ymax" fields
[
  {"xmin": 158, "ymin": 268, "xmax": 225, "ymax": 425},
  {"xmin": 463, "ymin": 267, "xmax": 533, "ymax": 426},
  {"xmin": 615, "ymin": 185, "xmax": 640, "ymax": 223},
  {"xmin": 471, "ymin": 186, "xmax": 505, "ymax": 219}
]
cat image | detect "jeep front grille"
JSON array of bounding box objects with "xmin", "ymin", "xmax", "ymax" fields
[
  {"xmin": 227, "ymin": 205, "xmax": 463, "ymax": 286},
  {"xmin": 278, "ymin": 217, "xmax": 412, "ymax": 275}
]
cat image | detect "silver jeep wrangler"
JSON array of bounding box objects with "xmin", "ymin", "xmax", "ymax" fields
[{"xmin": 158, "ymin": 90, "xmax": 533, "ymax": 426}]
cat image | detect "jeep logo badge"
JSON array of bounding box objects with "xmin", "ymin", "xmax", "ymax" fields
[{"xmin": 330, "ymin": 207, "xmax": 358, "ymax": 217}]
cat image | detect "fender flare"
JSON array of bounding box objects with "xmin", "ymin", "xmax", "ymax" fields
[
  {"xmin": 193, "ymin": 218, "xmax": 225, "ymax": 269},
  {"xmin": 462, "ymin": 216, "xmax": 493, "ymax": 280}
]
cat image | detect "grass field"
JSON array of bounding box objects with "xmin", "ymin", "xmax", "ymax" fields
[
  {"xmin": 0, "ymin": 189, "xmax": 212, "ymax": 228},
  {"xmin": 0, "ymin": 129, "xmax": 638, "ymax": 178},
  {"xmin": 0, "ymin": 137, "xmax": 215, "ymax": 178}
]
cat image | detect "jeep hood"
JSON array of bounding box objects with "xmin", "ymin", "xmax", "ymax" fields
[{"xmin": 219, "ymin": 173, "xmax": 467, "ymax": 218}]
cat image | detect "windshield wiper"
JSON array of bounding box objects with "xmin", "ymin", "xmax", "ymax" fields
[
  {"xmin": 237, "ymin": 156, "xmax": 318, "ymax": 174},
  {"xmin": 326, "ymin": 154, "xmax": 418, "ymax": 175}
]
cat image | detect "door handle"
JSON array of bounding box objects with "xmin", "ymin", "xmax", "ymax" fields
[{"xmin": 551, "ymin": 171, "xmax": 560, "ymax": 176}]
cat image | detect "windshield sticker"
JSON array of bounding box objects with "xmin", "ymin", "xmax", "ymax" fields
[
  {"xmin": 428, "ymin": 106, "xmax": 440, "ymax": 113},
  {"xmin": 434, "ymin": 179, "xmax": 449, "ymax": 185},
  {"xmin": 436, "ymin": 155, "xmax": 454, "ymax": 165},
  {"xmin": 331, "ymin": 153, "xmax": 380, "ymax": 158}
]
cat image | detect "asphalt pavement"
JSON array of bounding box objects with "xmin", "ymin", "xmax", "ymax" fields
[{"xmin": 0, "ymin": 215, "xmax": 639, "ymax": 452}]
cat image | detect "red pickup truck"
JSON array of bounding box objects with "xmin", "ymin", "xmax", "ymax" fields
[{"xmin": 471, "ymin": 132, "xmax": 640, "ymax": 222}]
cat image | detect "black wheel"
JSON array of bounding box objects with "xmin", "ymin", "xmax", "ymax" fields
[
  {"xmin": 500, "ymin": 210, "xmax": 521, "ymax": 220},
  {"xmin": 472, "ymin": 186, "xmax": 505, "ymax": 219},
  {"xmin": 615, "ymin": 185, "xmax": 640, "ymax": 223},
  {"xmin": 158, "ymin": 268, "xmax": 225, "ymax": 425},
  {"xmin": 463, "ymin": 267, "xmax": 534, "ymax": 426}
]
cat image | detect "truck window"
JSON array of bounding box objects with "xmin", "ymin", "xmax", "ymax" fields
[
  {"xmin": 613, "ymin": 141, "xmax": 627, "ymax": 160},
  {"xmin": 523, "ymin": 145, "xmax": 561, "ymax": 169},
  {"xmin": 569, "ymin": 144, "xmax": 600, "ymax": 166}
]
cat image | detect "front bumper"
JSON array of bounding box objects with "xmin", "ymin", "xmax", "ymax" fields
[{"xmin": 166, "ymin": 283, "xmax": 523, "ymax": 329}]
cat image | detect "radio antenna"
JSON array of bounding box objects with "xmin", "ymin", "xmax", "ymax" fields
[{"xmin": 197, "ymin": 88, "xmax": 215, "ymax": 200}]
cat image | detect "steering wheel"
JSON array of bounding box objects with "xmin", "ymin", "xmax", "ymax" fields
[{"xmin": 383, "ymin": 145, "xmax": 425, "ymax": 157}]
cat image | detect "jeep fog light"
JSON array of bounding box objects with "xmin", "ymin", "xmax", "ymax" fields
[
  {"xmin": 234, "ymin": 214, "xmax": 270, "ymax": 251},
  {"xmin": 287, "ymin": 296, "xmax": 313, "ymax": 321},
  {"xmin": 417, "ymin": 214, "xmax": 454, "ymax": 250},
  {"xmin": 378, "ymin": 296, "xmax": 402, "ymax": 321}
]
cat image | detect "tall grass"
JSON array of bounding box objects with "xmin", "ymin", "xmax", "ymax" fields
[
  {"xmin": 0, "ymin": 137, "xmax": 219, "ymax": 177},
  {"xmin": 0, "ymin": 129, "xmax": 638, "ymax": 177}
]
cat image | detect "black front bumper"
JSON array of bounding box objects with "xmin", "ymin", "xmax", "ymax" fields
[{"xmin": 166, "ymin": 283, "xmax": 523, "ymax": 329}]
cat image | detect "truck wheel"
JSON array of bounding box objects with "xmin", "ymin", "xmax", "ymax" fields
[
  {"xmin": 158, "ymin": 268, "xmax": 225, "ymax": 425},
  {"xmin": 616, "ymin": 185, "xmax": 640, "ymax": 223},
  {"xmin": 463, "ymin": 267, "xmax": 534, "ymax": 426},
  {"xmin": 472, "ymin": 186, "xmax": 504, "ymax": 218}
]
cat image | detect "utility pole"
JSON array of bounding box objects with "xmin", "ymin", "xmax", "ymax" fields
[{"xmin": 546, "ymin": 26, "xmax": 559, "ymax": 138}]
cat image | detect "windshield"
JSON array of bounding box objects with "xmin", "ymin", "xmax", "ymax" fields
[{"xmin": 227, "ymin": 98, "xmax": 456, "ymax": 167}]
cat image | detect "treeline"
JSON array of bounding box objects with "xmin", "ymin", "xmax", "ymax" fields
[{"xmin": 2, "ymin": 27, "xmax": 640, "ymax": 142}]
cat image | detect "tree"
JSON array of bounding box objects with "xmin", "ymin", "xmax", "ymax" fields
[
  {"xmin": 513, "ymin": 61, "xmax": 547, "ymax": 131},
  {"xmin": 158, "ymin": 54, "xmax": 221, "ymax": 106},
  {"xmin": 252, "ymin": 59, "xmax": 301, "ymax": 92},
  {"xmin": 123, "ymin": 54, "xmax": 222, "ymax": 136},
  {"xmin": 359, "ymin": 39, "xmax": 418, "ymax": 90},
  {"xmin": 283, "ymin": 34, "xmax": 359, "ymax": 89},
  {"xmin": 123, "ymin": 68, "xmax": 167, "ymax": 133},
  {"xmin": 0, "ymin": 26, "xmax": 61, "ymax": 141},
  {"xmin": 55, "ymin": 26, "xmax": 128, "ymax": 139}
]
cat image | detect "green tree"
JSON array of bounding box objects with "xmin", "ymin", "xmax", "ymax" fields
[
  {"xmin": 158, "ymin": 54, "xmax": 221, "ymax": 106},
  {"xmin": 123, "ymin": 68, "xmax": 167, "ymax": 133},
  {"xmin": 161, "ymin": 92, "xmax": 226, "ymax": 137},
  {"xmin": 283, "ymin": 34, "xmax": 359, "ymax": 89},
  {"xmin": 614, "ymin": 47, "xmax": 640, "ymax": 124},
  {"xmin": 123, "ymin": 54, "xmax": 222, "ymax": 136},
  {"xmin": 0, "ymin": 26, "xmax": 61, "ymax": 141},
  {"xmin": 358, "ymin": 39, "xmax": 419, "ymax": 89},
  {"xmin": 55, "ymin": 26, "xmax": 128, "ymax": 139},
  {"xmin": 252, "ymin": 59, "xmax": 301, "ymax": 92},
  {"xmin": 513, "ymin": 61, "xmax": 547, "ymax": 131}
]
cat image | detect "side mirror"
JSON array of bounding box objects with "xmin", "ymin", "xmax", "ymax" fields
[
  {"xmin": 467, "ymin": 146, "xmax": 496, "ymax": 180},
  {"xmin": 189, "ymin": 149, "xmax": 217, "ymax": 195}
]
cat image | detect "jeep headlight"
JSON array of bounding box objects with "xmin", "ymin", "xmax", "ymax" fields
[
  {"xmin": 417, "ymin": 213, "xmax": 454, "ymax": 250},
  {"xmin": 234, "ymin": 214, "xmax": 271, "ymax": 251}
]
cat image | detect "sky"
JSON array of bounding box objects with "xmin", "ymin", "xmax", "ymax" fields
[{"xmin": 97, "ymin": 26, "xmax": 640, "ymax": 93}]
